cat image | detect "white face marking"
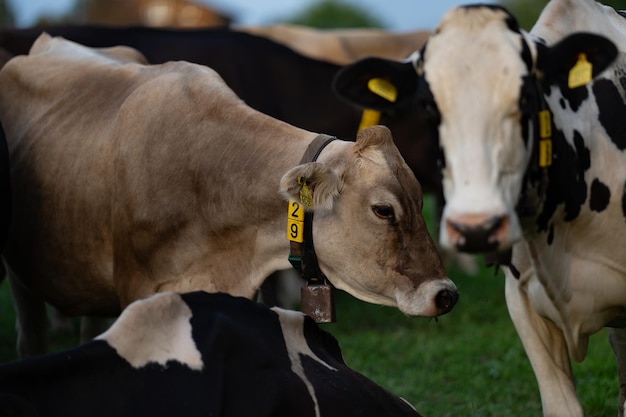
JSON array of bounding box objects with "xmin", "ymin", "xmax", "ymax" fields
[
  {"xmin": 271, "ymin": 307, "xmax": 336, "ymax": 417},
  {"xmin": 424, "ymin": 7, "xmax": 533, "ymax": 250},
  {"xmin": 96, "ymin": 292, "xmax": 203, "ymax": 370}
]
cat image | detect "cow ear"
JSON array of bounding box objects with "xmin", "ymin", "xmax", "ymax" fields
[
  {"xmin": 536, "ymin": 32, "xmax": 618, "ymax": 87},
  {"xmin": 280, "ymin": 162, "xmax": 342, "ymax": 212},
  {"xmin": 333, "ymin": 57, "xmax": 419, "ymax": 111}
]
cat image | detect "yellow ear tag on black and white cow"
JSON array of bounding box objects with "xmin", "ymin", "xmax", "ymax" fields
[
  {"xmin": 358, "ymin": 108, "xmax": 381, "ymax": 131},
  {"xmin": 367, "ymin": 78, "xmax": 398, "ymax": 102},
  {"xmin": 538, "ymin": 110, "xmax": 553, "ymax": 168},
  {"xmin": 568, "ymin": 53, "xmax": 593, "ymax": 89},
  {"xmin": 538, "ymin": 110, "xmax": 552, "ymax": 139},
  {"xmin": 298, "ymin": 176, "xmax": 313, "ymax": 209}
]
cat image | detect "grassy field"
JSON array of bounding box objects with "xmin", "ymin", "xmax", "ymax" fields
[
  {"xmin": 323, "ymin": 268, "xmax": 617, "ymax": 417},
  {"xmin": 0, "ymin": 197, "xmax": 619, "ymax": 416}
]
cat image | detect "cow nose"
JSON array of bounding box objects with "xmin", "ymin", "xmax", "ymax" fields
[
  {"xmin": 435, "ymin": 288, "xmax": 458, "ymax": 315},
  {"xmin": 446, "ymin": 214, "xmax": 508, "ymax": 253}
]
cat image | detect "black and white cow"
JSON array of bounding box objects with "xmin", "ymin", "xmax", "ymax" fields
[
  {"xmin": 334, "ymin": 0, "xmax": 626, "ymax": 416},
  {"xmin": 0, "ymin": 291, "xmax": 421, "ymax": 417}
]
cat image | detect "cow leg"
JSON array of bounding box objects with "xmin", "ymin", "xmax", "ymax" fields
[
  {"xmin": 48, "ymin": 305, "xmax": 75, "ymax": 335},
  {"xmin": 505, "ymin": 272, "xmax": 583, "ymax": 417},
  {"xmin": 608, "ymin": 327, "xmax": 626, "ymax": 417},
  {"xmin": 6, "ymin": 266, "xmax": 48, "ymax": 357}
]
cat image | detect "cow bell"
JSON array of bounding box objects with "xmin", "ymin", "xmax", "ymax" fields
[{"xmin": 301, "ymin": 283, "xmax": 335, "ymax": 323}]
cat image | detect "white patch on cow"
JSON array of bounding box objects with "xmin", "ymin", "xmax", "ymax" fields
[
  {"xmin": 271, "ymin": 307, "xmax": 337, "ymax": 417},
  {"xmin": 425, "ymin": 7, "xmax": 532, "ymax": 250},
  {"xmin": 96, "ymin": 292, "xmax": 203, "ymax": 370}
]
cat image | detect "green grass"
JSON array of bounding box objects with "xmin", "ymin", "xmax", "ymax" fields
[
  {"xmin": 320, "ymin": 266, "xmax": 618, "ymax": 416},
  {"xmin": 0, "ymin": 195, "xmax": 618, "ymax": 415}
]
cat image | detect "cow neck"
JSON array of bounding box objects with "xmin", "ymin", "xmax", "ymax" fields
[
  {"xmin": 288, "ymin": 134, "xmax": 337, "ymax": 322},
  {"xmin": 491, "ymin": 75, "xmax": 553, "ymax": 273},
  {"xmin": 517, "ymin": 75, "xmax": 552, "ymax": 221}
]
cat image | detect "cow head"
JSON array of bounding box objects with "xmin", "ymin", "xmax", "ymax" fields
[
  {"xmin": 333, "ymin": 5, "xmax": 617, "ymax": 254},
  {"xmin": 279, "ymin": 126, "xmax": 458, "ymax": 317}
]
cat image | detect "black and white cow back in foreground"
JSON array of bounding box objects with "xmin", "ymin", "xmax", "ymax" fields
[
  {"xmin": 334, "ymin": 0, "xmax": 626, "ymax": 416},
  {"xmin": 0, "ymin": 291, "xmax": 421, "ymax": 417}
]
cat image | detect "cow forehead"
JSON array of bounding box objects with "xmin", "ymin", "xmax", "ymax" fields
[
  {"xmin": 352, "ymin": 147, "xmax": 423, "ymax": 214},
  {"xmin": 424, "ymin": 7, "xmax": 529, "ymax": 120}
]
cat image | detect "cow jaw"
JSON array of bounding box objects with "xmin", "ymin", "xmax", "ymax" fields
[{"xmin": 423, "ymin": 7, "xmax": 532, "ymax": 253}]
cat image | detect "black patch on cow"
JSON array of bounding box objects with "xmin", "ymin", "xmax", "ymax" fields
[
  {"xmin": 537, "ymin": 130, "xmax": 590, "ymax": 231},
  {"xmin": 557, "ymin": 83, "xmax": 589, "ymax": 113},
  {"xmin": 520, "ymin": 38, "xmax": 533, "ymax": 72},
  {"xmin": 519, "ymin": 75, "xmax": 542, "ymax": 149},
  {"xmin": 593, "ymin": 78, "xmax": 626, "ymax": 150},
  {"xmin": 559, "ymin": 98, "xmax": 566, "ymax": 110},
  {"xmin": 508, "ymin": 262, "xmax": 521, "ymax": 279},
  {"xmin": 589, "ymin": 178, "xmax": 611, "ymax": 212},
  {"xmin": 416, "ymin": 76, "xmax": 444, "ymax": 171}
]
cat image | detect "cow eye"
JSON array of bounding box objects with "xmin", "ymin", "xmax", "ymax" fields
[{"xmin": 372, "ymin": 205, "xmax": 395, "ymax": 221}]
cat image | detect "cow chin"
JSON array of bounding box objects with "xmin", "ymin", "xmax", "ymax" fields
[
  {"xmin": 440, "ymin": 209, "xmax": 523, "ymax": 254},
  {"xmin": 331, "ymin": 277, "xmax": 458, "ymax": 318}
]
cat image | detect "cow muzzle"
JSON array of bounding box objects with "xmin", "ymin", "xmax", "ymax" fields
[{"xmin": 445, "ymin": 213, "xmax": 510, "ymax": 253}]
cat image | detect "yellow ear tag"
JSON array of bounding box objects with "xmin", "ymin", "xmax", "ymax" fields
[
  {"xmin": 367, "ymin": 78, "xmax": 397, "ymax": 102},
  {"xmin": 568, "ymin": 53, "xmax": 593, "ymax": 89},
  {"xmin": 539, "ymin": 139, "xmax": 552, "ymax": 167},
  {"xmin": 358, "ymin": 108, "xmax": 381, "ymax": 131},
  {"xmin": 538, "ymin": 110, "xmax": 551, "ymax": 139},
  {"xmin": 537, "ymin": 110, "xmax": 552, "ymax": 167},
  {"xmin": 287, "ymin": 199, "xmax": 304, "ymax": 243},
  {"xmin": 298, "ymin": 176, "xmax": 313, "ymax": 209}
]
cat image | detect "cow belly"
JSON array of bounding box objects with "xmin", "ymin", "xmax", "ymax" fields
[{"xmin": 3, "ymin": 210, "xmax": 118, "ymax": 316}]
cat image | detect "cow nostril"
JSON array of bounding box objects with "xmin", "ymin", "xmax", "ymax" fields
[
  {"xmin": 483, "ymin": 216, "xmax": 503, "ymax": 237},
  {"xmin": 448, "ymin": 215, "xmax": 502, "ymax": 235},
  {"xmin": 435, "ymin": 289, "xmax": 459, "ymax": 315},
  {"xmin": 446, "ymin": 215, "xmax": 507, "ymax": 253}
]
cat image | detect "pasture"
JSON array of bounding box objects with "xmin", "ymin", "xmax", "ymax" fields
[{"xmin": 0, "ymin": 197, "xmax": 618, "ymax": 416}]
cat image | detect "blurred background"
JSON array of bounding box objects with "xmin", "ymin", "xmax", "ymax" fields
[{"xmin": 3, "ymin": 0, "xmax": 626, "ymax": 32}]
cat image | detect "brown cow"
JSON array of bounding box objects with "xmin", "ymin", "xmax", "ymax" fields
[
  {"xmin": 0, "ymin": 34, "xmax": 458, "ymax": 357},
  {"xmin": 234, "ymin": 24, "xmax": 431, "ymax": 65}
]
